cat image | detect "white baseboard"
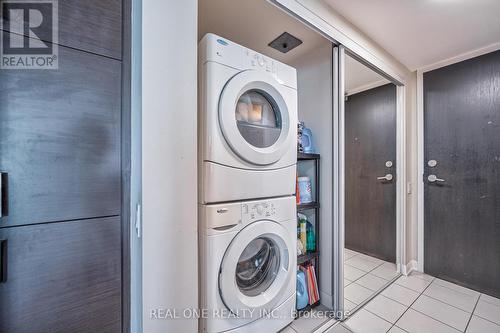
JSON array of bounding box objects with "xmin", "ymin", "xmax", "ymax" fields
[{"xmin": 402, "ymin": 260, "xmax": 418, "ymax": 276}]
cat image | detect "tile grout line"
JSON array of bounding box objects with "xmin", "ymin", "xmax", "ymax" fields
[
  {"xmin": 344, "ymin": 271, "xmax": 389, "ymax": 305},
  {"xmin": 345, "ymin": 268, "xmax": 400, "ymax": 315},
  {"xmin": 345, "ymin": 258, "xmax": 386, "ymax": 277},
  {"xmin": 386, "ymin": 275, "xmax": 436, "ymax": 333},
  {"xmin": 345, "ymin": 257, "xmax": 392, "ymax": 288},
  {"xmin": 418, "ymin": 278, "xmax": 481, "ymax": 313},
  {"xmin": 317, "ymin": 317, "xmax": 341, "ymax": 333},
  {"xmin": 410, "ymin": 307, "xmax": 466, "ymax": 332},
  {"xmin": 432, "ymin": 279, "xmax": 481, "ymax": 298},
  {"xmin": 393, "ymin": 277, "xmax": 434, "ymax": 294},
  {"xmin": 467, "ymin": 297, "xmax": 500, "ymax": 328},
  {"xmin": 367, "ymin": 274, "xmax": 500, "ymax": 333},
  {"xmin": 344, "ymin": 251, "xmax": 400, "ymax": 320},
  {"xmin": 346, "ymin": 270, "xmax": 500, "ymax": 333},
  {"xmin": 477, "ymin": 294, "xmax": 500, "ymax": 307},
  {"xmin": 380, "ymin": 283, "xmax": 428, "ymax": 308},
  {"xmin": 345, "ymin": 275, "xmax": 405, "ymax": 327},
  {"xmin": 398, "ymin": 278, "xmax": 475, "ymax": 332},
  {"xmin": 420, "ymin": 292, "xmax": 477, "ymax": 314},
  {"xmin": 360, "ymin": 306, "xmax": 397, "ymax": 328},
  {"xmin": 473, "ymin": 313, "xmax": 500, "ymax": 327}
]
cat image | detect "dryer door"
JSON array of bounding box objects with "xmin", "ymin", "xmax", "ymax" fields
[
  {"xmin": 219, "ymin": 220, "xmax": 293, "ymax": 315},
  {"xmin": 219, "ymin": 70, "xmax": 295, "ymax": 165}
]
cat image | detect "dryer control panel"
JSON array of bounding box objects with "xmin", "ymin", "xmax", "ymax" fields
[
  {"xmin": 246, "ymin": 49, "xmax": 277, "ymax": 75},
  {"xmin": 199, "ymin": 33, "xmax": 297, "ymax": 89}
]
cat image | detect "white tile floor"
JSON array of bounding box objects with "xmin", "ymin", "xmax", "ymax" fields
[
  {"xmin": 285, "ymin": 270, "xmax": 500, "ymax": 333},
  {"xmin": 344, "ymin": 249, "xmax": 399, "ymax": 310},
  {"xmin": 284, "ymin": 305, "xmax": 335, "ymax": 333}
]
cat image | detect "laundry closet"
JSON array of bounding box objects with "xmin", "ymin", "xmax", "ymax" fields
[
  {"xmin": 197, "ymin": 0, "xmax": 401, "ymax": 332},
  {"xmin": 198, "ymin": 0, "xmax": 333, "ymax": 328}
]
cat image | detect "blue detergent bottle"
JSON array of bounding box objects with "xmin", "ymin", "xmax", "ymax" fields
[
  {"xmin": 301, "ymin": 126, "xmax": 314, "ymax": 153},
  {"xmin": 296, "ymin": 269, "xmax": 309, "ymax": 310}
]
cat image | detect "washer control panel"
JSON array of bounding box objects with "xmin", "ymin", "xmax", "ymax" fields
[
  {"xmin": 240, "ymin": 197, "xmax": 295, "ymax": 224},
  {"xmin": 242, "ymin": 201, "xmax": 276, "ymax": 222}
]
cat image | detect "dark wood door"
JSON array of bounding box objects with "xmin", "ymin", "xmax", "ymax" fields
[
  {"xmin": 345, "ymin": 84, "xmax": 397, "ymax": 262},
  {"xmin": 0, "ymin": 32, "xmax": 122, "ymax": 228},
  {"xmin": 0, "ymin": 217, "xmax": 121, "ymax": 333},
  {"xmin": 424, "ymin": 50, "xmax": 500, "ymax": 298}
]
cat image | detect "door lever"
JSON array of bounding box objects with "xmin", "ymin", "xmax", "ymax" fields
[
  {"xmin": 377, "ymin": 174, "xmax": 393, "ymax": 181},
  {"xmin": 428, "ymin": 175, "xmax": 445, "ymax": 183}
]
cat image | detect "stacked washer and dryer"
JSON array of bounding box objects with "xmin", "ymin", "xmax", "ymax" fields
[{"xmin": 198, "ymin": 33, "xmax": 299, "ymax": 333}]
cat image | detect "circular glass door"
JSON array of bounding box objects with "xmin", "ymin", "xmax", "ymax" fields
[
  {"xmin": 219, "ymin": 220, "xmax": 293, "ymax": 315},
  {"xmin": 219, "ymin": 70, "xmax": 294, "ymax": 165},
  {"xmin": 235, "ymin": 90, "xmax": 282, "ymax": 149},
  {"xmin": 236, "ymin": 237, "xmax": 281, "ymax": 297}
]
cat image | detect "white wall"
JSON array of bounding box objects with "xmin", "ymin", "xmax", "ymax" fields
[
  {"xmin": 130, "ymin": 0, "xmax": 143, "ymax": 331},
  {"xmin": 293, "ymin": 44, "xmax": 334, "ymax": 307},
  {"xmin": 141, "ymin": 1, "xmax": 198, "ymax": 332}
]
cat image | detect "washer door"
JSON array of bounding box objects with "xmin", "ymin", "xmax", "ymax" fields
[
  {"xmin": 219, "ymin": 70, "xmax": 293, "ymax": 165},
  {"xmin": 219, "ymin": 220, "xmax": 293, "ymax": 315}
]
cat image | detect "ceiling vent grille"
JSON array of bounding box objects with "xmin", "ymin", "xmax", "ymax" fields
[{"xmin": 268, "ymin": 32, "xmax": 302, "ymax": 53}]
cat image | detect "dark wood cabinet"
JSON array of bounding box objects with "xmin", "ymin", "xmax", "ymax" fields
[
  {"xmin": 1, "ymin": 0, "xmax": 122, "ymax": 59},
  {"xmin": 0, "ymin": 217, "xmax": 122, "ymax": 333},
  {"xmin": 0, "ymin": 33, "xmax": 122, "ymax": 228},
  {"xmin": 0, "ymin": 0, "xmax": 130, "ymax": 330}
]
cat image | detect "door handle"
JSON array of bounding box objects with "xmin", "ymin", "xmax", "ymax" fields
[
  {"xmin": 0, "ymin": 239, "xmax": 7, "ymax": 283},
  {"xmin": 377, "ymin": 174, "xmax": 393, "ymax": 181},
  {"xmin": 0, "ymin": 172, "xmax": 7, "ymax": 218},
  {"xmin": 428, "ymin": 174, "xmax": 445, "ymax": 183}
]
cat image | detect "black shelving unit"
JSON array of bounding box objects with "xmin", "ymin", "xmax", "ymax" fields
[
  {"xmin": 296, "ymin": 152, "xmax": 320, "ymax": 315},
  {"xmin": 297, "ymin": 251, "xmax": 320, "ymax": 265}
]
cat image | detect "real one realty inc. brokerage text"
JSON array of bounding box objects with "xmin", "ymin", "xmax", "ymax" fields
[{"xmin": 149, "ymin": 308, "xmax": 346, "ymax": 320}]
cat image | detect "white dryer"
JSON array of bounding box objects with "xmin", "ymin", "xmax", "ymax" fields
[
  {"xmin": 199, "ymin": 196, "xmax": 297, "ymax": 333},
  {"xmin": 199, "ymin": 33, "xmax": 298, "ymax": 204}
]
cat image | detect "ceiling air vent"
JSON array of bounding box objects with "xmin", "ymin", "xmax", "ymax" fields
[{"xmin": 268, "ymin": 32, "xmax": 302, "ymax": 53}]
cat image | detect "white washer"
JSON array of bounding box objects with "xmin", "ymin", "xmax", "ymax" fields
[
  {"xmin": 199, "ymin": 33, "xmax": 298, "ymax": 204},
  {"xmin": 199, "ymin": 196, "xmax": 297, "ymax": 333}
]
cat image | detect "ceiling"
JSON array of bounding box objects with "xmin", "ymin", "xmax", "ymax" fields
[
  {"xmin": 345, "ymin": 54, "xmax": 388, "ymax": 94},
  {"xmin": 198, "ymin": 0, "xmax": 328, "ymax": 65},
  {"xmin": 199, "ymin": 0, "xmax": 385, "ymax": 91},
  {"xmin": 325, "ymin": 0, "xmax": 500, "ymax": 71}
]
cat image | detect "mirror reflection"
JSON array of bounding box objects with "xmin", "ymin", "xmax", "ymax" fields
[{"xmin": 343, "ymin": 53, "xmax": 399, "ymax": 314}]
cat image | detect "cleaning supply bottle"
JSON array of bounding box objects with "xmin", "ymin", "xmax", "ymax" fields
[
  {"xmin": 306, "ymin": 221, "xmax": 316, "ymax": 252},
  {"xmin": 298, "ymin": 177, "xmax": 312, "ymax": 204},
  {"xmin": 296, "ymin": 268, "xmax": 309, "ymax": 310},
  {"xmin": 297, "ymin": 213, "xmax": 307, "ymax": 252}
]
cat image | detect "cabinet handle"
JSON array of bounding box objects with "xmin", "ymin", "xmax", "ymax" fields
[
  {"xmin": 0, "ymin": 239, "xmax": 7, "ymax": 283},
  {"xmin": 0, "ymin": 172, "xmax": 7, "ymax": 218}
]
